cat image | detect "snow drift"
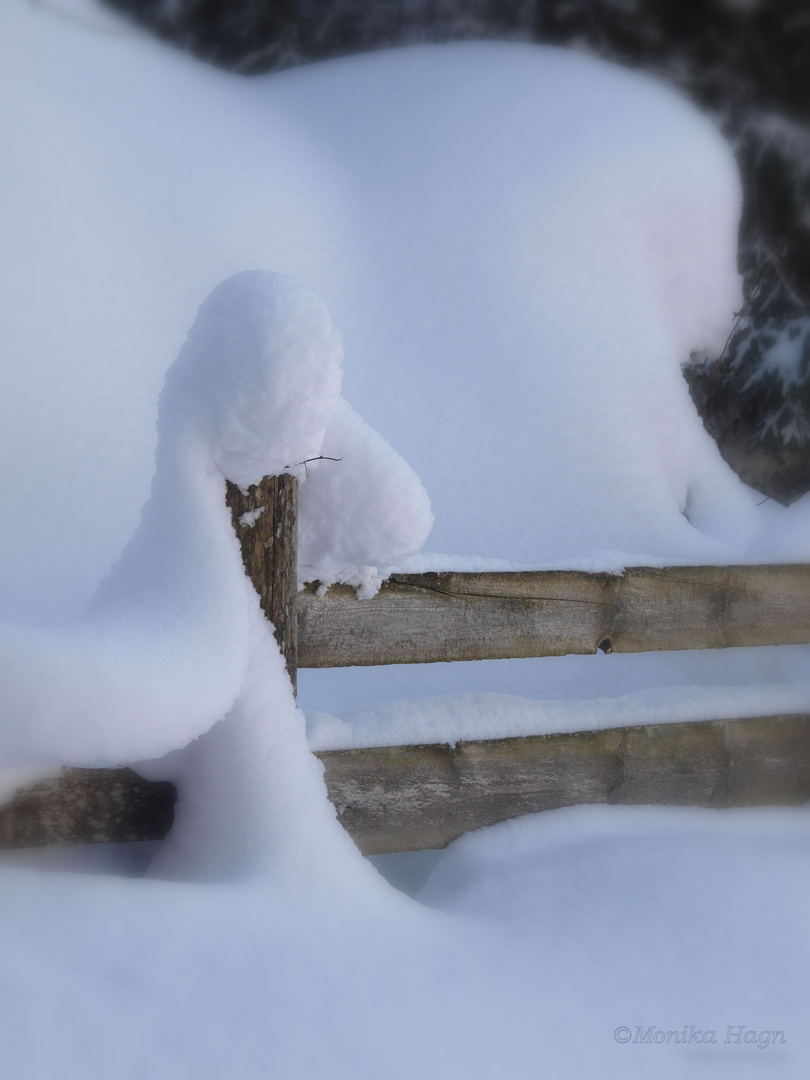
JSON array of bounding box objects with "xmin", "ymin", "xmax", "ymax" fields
[
  {"xmin": 0, "ymin": 1, "xmax": 781, "ymax": 631},
  {"xmin": 0, "ymin": 270, "xmax": 430, "ymax": 891},
  {"xmin": 0, "ymin": 5, "xmax": 809, "ymax": 1079},
  {"xmin": 0, "ymin": 0, "xmax": 804, "ymax": 868}
]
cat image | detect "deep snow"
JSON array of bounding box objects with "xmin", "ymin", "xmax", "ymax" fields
[
  {"xmin": 0, "ymin": 804, "xmax": 808, "ymax": 1079},
  {"xmin": 0, "ymin": 1, "xmax": 808, "ymax": 1077},
  {"xmin": 3, "ymin": 0, "xmax": 806, "ymax": 631}
]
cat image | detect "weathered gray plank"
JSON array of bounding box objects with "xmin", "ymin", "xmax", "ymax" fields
[
  {"xmin": 297, "ymin": 564, "xmax": 810, "ymax": 667},
  {"xmin": 0, "ymin": 768, "xmax": 176, "ymax": 848},
  {"xmin": 0, "ymin": 715, "xmax": 808, "ymax": 851},
  {"xmin": 316, "ymin": 714, "xmax": 810, "ymax": 854}
]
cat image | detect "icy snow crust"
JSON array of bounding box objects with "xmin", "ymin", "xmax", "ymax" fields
[{"xmin": 2, "ymin": 3, "xmax": 810, "ymax": 1076}]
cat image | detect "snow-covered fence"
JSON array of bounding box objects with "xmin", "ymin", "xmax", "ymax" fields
[
  {"xmin": 223, "ymin": 473, "xmax": 810, "ymax": 669},
  {"xmin": 2, "ymin": 474, "xmax": 809, "ymax": 856}
]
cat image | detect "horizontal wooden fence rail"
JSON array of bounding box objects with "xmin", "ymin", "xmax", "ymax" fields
[
  {"xmin": 318, "ymin": 714, "xmax": 810, "ymax": 854},
  {"xmin": 1, "ymin": 473, "xmax": 808, "ymax": 856},
  {"xmin": 2, "ymin": 714, "xmax": 809, "ymax": 854},
  {"xmin": 0, "ymin": 769, "xmax": 176, "ymax": 850},
  {"xmin": 298, "ymin": 564, "xmax": 810, "ymax": 667}
]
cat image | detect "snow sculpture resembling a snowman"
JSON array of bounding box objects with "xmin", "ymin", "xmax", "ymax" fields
[{"xmin": 0, "ymin": 272, "xmax": 432, "ymax": 885}]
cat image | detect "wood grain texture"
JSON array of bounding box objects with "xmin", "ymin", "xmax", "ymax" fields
[
  {"xmin": 297, "ymin": 564, "xmax": 810, "ymax": 667},
  {"xmin": 226, "ymin": 474, "xmax": 299, "ymax": 690},
  {"xmin": 316, "ymin": 714, "xmax": 810, "ymax": 854}
]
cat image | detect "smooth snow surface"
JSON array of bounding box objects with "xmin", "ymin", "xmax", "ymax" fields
[
  {"xmin": 301, "ymin": 637, "xmax": 810, "ymax": 749},
  {"xmin": 306, "ymin": 675, "xmax": 810, "ymax": 750},
  {"xmin": 298, "ymin": 396, "xmax": 434, "ymax": 595},
  {"xmin": 0, "ymin": 804, "xmax": 808, "ymax": 1079},
  {"xmin": 4, "ymin": 0, "xmax": 806, "ymax": 632}
]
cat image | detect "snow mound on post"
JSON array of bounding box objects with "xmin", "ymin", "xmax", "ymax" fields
[
  {"xmin": 298, "ymin": 398, "xmax": 434, "ymax": 596},
  {"xmin": 160, "ymin": 271, "xmax": 343, "ymax": 488},
  {"xmin": 264, "ymin": 43, "xmax": 760, "ymax": 567},
  {"xmin": 0, "ymin": 271, "xmax": 429, "ymax": 789}
]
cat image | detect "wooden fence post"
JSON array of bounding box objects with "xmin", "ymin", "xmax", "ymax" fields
[{"xmin": 225, "ymin": 474, "xmax": 299, "ymax": 693}]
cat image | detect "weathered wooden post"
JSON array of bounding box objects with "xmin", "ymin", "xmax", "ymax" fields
[{"xmin": 225, "ymin": 473, "xmax": 299, "ymax": 693}]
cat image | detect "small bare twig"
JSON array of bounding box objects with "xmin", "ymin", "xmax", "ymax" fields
[{"xmin": 286, "ymin": 455, "xmax": 343, "ymax": 478}]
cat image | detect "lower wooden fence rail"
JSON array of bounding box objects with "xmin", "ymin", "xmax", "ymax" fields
[{"xmin": 2, "ymin": 474, "xmax": 809, "ymax": 855}]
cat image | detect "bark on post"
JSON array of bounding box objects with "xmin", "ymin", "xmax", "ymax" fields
[{"xmin": 225, "ymin": 473, "xmax": 299, "ymax": 692}]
